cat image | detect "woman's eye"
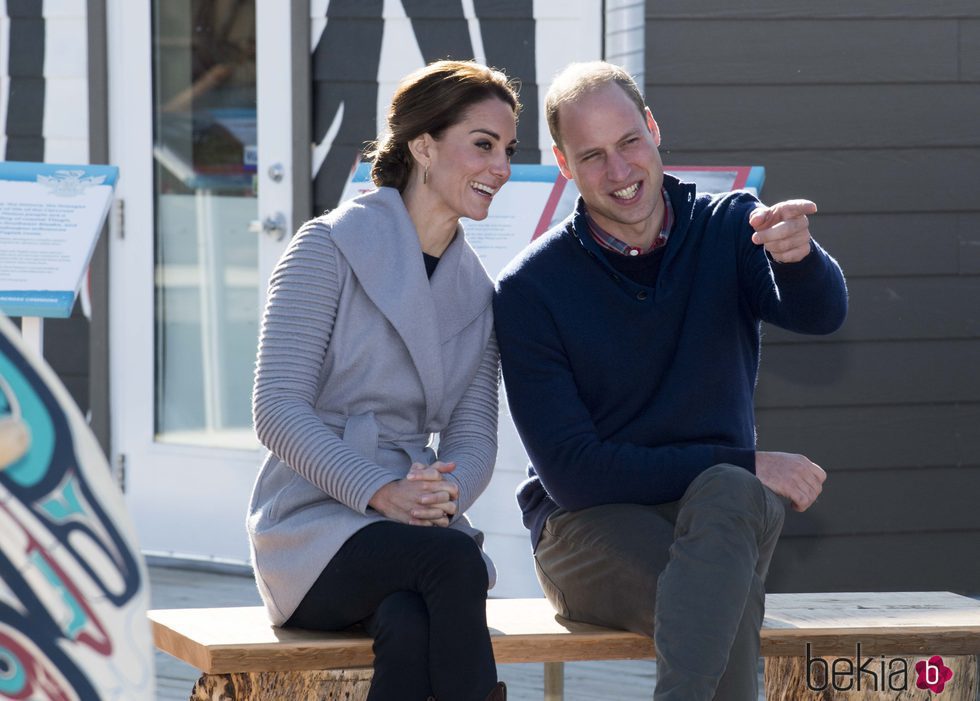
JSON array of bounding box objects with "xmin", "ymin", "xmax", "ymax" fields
[
  {"xmin": 505, "ymin": 146, "xmax": 516, "ymax": 158},
  {"xmin": 475, "ymin": 141, "xmax": 492, "ymax": 151}
]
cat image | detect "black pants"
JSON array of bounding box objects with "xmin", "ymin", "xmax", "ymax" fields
[{"xmin": 286, "ymin": 521, "xmax": 498, "ymax": 701}]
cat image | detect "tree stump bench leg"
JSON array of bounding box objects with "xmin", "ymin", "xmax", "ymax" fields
[
  {"xmin": 190, "ymin": 669, "xmax": 373, "ymax": 701},
  {"xmin": 190, "ymin": 665, "xmax": 566, "ymax": 700},
  {"xmin": 765, "ymin": 654, "xmax": 977, "ymax": 700}
]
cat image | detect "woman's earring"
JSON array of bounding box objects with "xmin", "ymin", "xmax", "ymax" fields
[{"xmin": 423, "ymin": 165, "xmax": 429, "ymax": 185}]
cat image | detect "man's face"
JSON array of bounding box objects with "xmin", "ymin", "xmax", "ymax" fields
[{"xmin": 553, "ymin": 82, "xmax": 665, "ymax": 246}]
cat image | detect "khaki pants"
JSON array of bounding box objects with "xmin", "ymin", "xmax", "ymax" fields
[{"xmin": 534, "ymin": 464, "xmax": 786, "ymax": 701}]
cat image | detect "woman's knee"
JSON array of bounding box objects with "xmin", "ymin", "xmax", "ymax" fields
[{"xmin": 427, "ymin": 529, "xmax": 488, "ymax": 586}]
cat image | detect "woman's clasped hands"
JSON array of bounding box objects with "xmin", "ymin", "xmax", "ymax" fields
[{"xmin": 368, "ymin": 461, "xmax": 459, "ymax": 527}]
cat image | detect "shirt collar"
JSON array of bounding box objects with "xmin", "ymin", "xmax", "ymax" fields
[{"xmin": 586, "ymin": 188, "xmax": 674, "ymax": 257}]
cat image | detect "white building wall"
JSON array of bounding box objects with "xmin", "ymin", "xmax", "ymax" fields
[
  {"xmin": 605, "ymin": 0, "xmax": 645, "ymax": 90},
  {"xmin": 535, "ymin": 0, "xmax": 604, "ymax": 152},
  {"xmin": 42, "ymin": 0, "xmax": 90, "ymax": 163}
]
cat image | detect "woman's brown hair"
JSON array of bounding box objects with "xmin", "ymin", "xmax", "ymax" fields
[{"xmin": 367, "ymin": 60, "xmax": 520, "ymax": 192}]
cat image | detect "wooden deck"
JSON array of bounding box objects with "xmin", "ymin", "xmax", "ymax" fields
[{"xmin": 147, "ymin": 562, "xmax": 671, "ymax": 700}]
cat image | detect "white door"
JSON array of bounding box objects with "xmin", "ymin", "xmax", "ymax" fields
[{"xmin": 107, "ymin": 0, "xmax": 301, "ymax": 563}]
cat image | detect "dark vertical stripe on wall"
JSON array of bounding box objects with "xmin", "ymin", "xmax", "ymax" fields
[
  {"xmin": 402, "ymin": 0, "xmax": 474, "ymax": 63},
  {"xmin": 312, "ymin": 0, "xmax": 384, "ymax": 214},
  {"xmin": 88, "ymin": 0, "xmax": 111, "ymax": 453},
  {"xmin": 474, "ymin": 0, "xmax": 538, "ymax": 164},
  {"xmin": 5, "ymin": 3, "xmax": 45, "ymax": 161},
  {"xmin": 9, "ymin": 20, "xmax": 44, "ymax": 73},
  {"xmin": 4, "ymin": 135, "xmax": 44, "ymax": 161},
  {"xmin": 6, "ymin": 0, "xmax": 40, "ymax": 14},
  {"xmin": 290, "ymin": 3, "xmax": 312, "ymax": 221}
]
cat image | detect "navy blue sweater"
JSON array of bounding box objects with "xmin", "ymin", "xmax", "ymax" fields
[{"xmin": 494, "ymin": 176, "xmax": 848, "ymax": 548}]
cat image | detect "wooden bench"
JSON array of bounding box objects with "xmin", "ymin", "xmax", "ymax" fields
[{"xmin": 150, "ymin": 592, "xmax": 980, "ymax": 700}]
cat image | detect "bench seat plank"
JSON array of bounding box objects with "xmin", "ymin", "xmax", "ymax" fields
[
  {"xmin": 761, "ymin": 591, "xmax": 980, "ymax": 656},
  {"xmin": 149, "ymin": 592, "xmax": 980, "ymax": 675},
  {"xmin": 150, "ymin": 599, "xmax": 656, "ymax": 674}
]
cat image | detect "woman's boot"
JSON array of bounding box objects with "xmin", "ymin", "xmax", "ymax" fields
[
  {"xmin": 484, "ymin": 681, "xmax": 506, "ymax": 701},
  {"xmin": 425, "ymin": 681, "xmax": 506, "ymax": 701}
]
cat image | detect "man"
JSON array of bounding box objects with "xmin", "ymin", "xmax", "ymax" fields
[{"xmin": 494, "ymin": 62, "xmax": 847, "ymax": 700}]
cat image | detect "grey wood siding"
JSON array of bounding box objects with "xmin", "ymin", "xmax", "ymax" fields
[{"xmin": 646, "ymin": 2, "xmax": 980, "ymax": 593}]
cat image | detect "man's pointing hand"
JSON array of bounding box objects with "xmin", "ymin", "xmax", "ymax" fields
[{"xmin": 749, "ymin": 199, "xmax": 817, "ymax": 264}]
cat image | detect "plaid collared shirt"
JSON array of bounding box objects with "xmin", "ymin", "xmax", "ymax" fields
[{"xmin": 587, "ymin": 188, "xmax": 674, "ymax": 256}]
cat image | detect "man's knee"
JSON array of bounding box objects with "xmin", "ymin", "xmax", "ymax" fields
[
  {"xmin": 686, "ymin": 464, "xmax": 765, "ymax": 511},
  {"xmin": 682, "ymin": 464, "xmax": 784, "ymax": 537}
]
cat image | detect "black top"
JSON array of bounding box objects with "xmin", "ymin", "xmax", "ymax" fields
[{"xmin": 423, "ymin": 252, "xmax": 440, "ymax": 279}]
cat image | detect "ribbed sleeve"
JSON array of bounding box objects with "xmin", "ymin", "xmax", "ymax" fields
[
  {"xmin": 437, "ymin": 332, "xmax": 500, "ymax": 520},
  {"xmin": 252, "ymin": 222, "xmax": 396, "ymax": 514}
]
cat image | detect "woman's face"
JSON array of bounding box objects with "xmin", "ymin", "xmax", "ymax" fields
[{"xmin": 424, "ymin": 97, "xmax": 518, "ymax": 222}]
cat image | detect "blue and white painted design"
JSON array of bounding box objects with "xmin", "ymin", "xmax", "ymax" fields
[{"xmin": 0, "ymin": 314, "xmax": 154, "ymax": 700}]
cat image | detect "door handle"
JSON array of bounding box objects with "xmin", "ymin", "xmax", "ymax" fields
[{"xmin": 249, "ymin": 212, "xmax": 287, "ymax": 241}]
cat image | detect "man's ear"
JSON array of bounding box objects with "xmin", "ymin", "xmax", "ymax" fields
[
  {"xmin": 645, "ymin": 108, "xmax": 662, "ymax": 147},
  {"xmin": 553, "ymin": 143, "xmax": 573, "ymax": 180}
]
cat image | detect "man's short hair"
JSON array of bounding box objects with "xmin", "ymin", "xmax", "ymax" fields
[{"xmin": 545, "ymin": 61, "xmax": 646, "ymax": 151}]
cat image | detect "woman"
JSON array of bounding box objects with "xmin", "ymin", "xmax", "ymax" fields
[{"xmin": 247, "ymin": 61, "xmax": 519, "ymax": 701}]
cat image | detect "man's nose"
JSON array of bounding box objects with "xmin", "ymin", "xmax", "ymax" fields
[{"xmin": 606, "ymin": 151, "xmax": 630, "ymax": 182}]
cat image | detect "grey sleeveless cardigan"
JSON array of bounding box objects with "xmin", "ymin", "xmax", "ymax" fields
[{"xmin": 247, "ymin": 187, "xmax": 499, "ymax": 625}]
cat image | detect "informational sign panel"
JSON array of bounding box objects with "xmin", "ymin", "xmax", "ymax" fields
[
  {"xmin": 0, "ymin": 163, "xmax": 119, "ymax": 318},
  {"xmin": 341, "ymin": 162, "xmax": 764, "ymax": 279}
]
